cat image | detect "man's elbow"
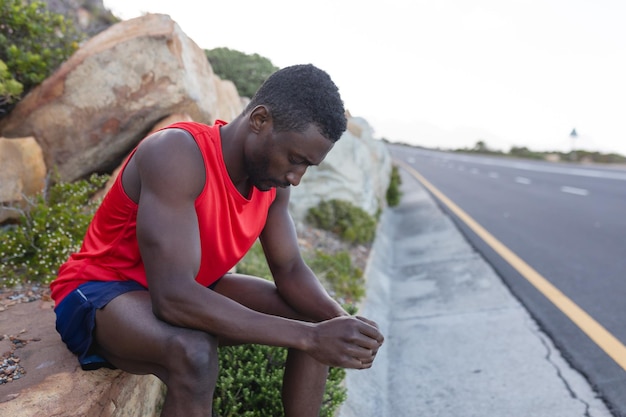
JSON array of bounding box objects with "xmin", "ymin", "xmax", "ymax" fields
[{"xmin": 150, "ymin": 294, "xmax": 187, "ymax": 326}]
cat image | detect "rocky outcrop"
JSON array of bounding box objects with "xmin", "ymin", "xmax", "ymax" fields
[
  {"xmin": 0, "ymin": 137, "xmax": 47, "ymax": 223},
  {"xmin": 0, "ymin": 13, "xmax": 242, "ymax": 183},
  {"xmin": 0, "ymin": 299, "xmax": 164, "ymax": 417},
  {"xmin": 289, "ymin": 115, "xmax": 392, "ymax": 223}
]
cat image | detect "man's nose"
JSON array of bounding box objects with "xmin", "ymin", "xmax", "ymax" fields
[{"xmin": 286, "ymin": 166, "xmax": 308, "ymax": 186}]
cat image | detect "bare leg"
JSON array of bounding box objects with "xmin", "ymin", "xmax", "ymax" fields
[
  {"xmin": 214, "ymin": 274, "xmax": 330, "ymax": 417},
  {"xmin": 94, "ymin": 291, "xmax": 218, "ymax": 417},
  {"xmin": 94, "ymin": 274, "xmax": 332, "ymax": 416},
  {"xmin": 283, "ymin": 348, "xmax": 329, "ymax": 417}
]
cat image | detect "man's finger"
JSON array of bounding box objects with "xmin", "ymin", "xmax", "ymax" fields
[
  {"xmin": 356, "ymin": 316, "xmax": 379, "ymax": 328},
  {"xmin": 354, "ymin": 317, "xmax": 384, "ymax": 344}
]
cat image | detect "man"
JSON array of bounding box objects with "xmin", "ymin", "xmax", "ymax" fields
[{"xmin": 50, "ymin": 64, "xmax": 384, "ymax": 416}]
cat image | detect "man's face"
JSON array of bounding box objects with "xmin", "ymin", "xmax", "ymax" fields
[{"xmin": 245, "ymin": 124, "xmax": 334, "ymax": 191}]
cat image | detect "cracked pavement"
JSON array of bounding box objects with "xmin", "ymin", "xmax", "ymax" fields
[{"xmin": 338, "ymin": 168, "xmax": 613, "ymax": 417}]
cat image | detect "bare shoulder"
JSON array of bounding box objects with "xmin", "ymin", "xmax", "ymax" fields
[
  {"xmin": 133, "ymin": 127, "xmax": 206, "ymax": 200},
  {"xmin": 135, "ymin": 127, "xmax": 202, "ymax": 168}
]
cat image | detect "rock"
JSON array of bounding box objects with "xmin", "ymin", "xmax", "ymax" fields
[
  {"xmin": 289, "ymin": 115, "xmax": 392, "ymax": 223},
  {"xmin": 0, "ymin": 300, "xmax": 164, "ymax": 417},
  {"xmin": 0, "ymin": 137, "xmax": 47, "ymax": 223},
  {"xmin": 213, "ymin": 77, "xmax": 246, "ymax": 122},
  {"xmin": 0, "ymin": 13, "xmax": 241, "ymax": 182}
]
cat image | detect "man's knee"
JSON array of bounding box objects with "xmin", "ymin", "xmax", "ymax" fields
[{"xmin": 165, "ymin": 330, "xmax": 219, "ymax": 378}]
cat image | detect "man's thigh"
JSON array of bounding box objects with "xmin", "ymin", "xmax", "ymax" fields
[
  {"xmin": 213, "ymin": 273, "xmax": 305, "ymax": 320},
  {"xmin": 94, "ymin": 290, "xmax": 215, "ymax": 377}
]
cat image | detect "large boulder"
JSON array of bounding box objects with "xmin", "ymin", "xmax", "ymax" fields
[
  {"xmin": 289, "ymin": 115, "xmax": 392, "ymax": 223},
  {"xmin": 0, "ymin": 137, "xmax": 47, "ymax": 223},
  {"xmin": 0, "ymin": 13, "xmax": 242, "ymax": 182}
]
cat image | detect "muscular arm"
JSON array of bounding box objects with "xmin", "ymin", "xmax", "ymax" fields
[
  {"xmin": 131, "ymin": 129, "xmax": 381, "ymax": 367},
  {"xmin": 132, "ymin": 130, "xmax": 308, "ymax": 347},
  {"xmin": 260, "ymin": 188, "xmax": 348, "ymax": 321}
]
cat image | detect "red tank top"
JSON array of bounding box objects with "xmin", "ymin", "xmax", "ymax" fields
[{"xmin": 50, "ymin": 121, "xmax": 276, "ymax": 304}]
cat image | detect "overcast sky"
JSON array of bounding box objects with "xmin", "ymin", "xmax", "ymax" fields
[{"xmin": 103, "ymin": 0, "xmax": 626, "ymax": 156}]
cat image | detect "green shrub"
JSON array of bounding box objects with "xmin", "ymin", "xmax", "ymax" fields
[
  {"xmin": 386, "ymin": 164, "xmax": 403, "ymax": 207},
  {"xmin": 306, "ymin": 199, "xmax": 377, "ymax": 245},
  {"xmin": 0, "ymin": 58, "xmax": 22, "ymax": 109},
  {"xmin": 0, "ymin": 0, "xmax": 84, "ymax": 114},
  {"xmin": 214, "ymin": 344, "xmax": 346, "ymax": 417},
  {"xmin": 0, "ymin": 173, "xmax": 109, "ymax": 287},
  {"xmin": 205, "ymin": 47, "xmax": 278, "ymax": 98},
  {"xmin": 309, "ymin": 250, "xmax": 364, "ymax": 305},
  {"xmin": 214, "ymin": 345, "xmax": 287, "ymax": 417}
]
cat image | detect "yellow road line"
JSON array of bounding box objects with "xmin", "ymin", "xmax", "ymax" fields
[{"xmin": 396, "ymin": 159, "xmax": 626, "ymax": 371}]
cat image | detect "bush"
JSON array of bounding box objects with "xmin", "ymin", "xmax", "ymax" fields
[
  {"xmin": 0, "ymin": 173, "xmax": 109, "ymax": 287},
  {"xmin": 213, "ymin": 345, "xmax": 287, "ymax": 416},
  {"xmin": 306, "ymin": 199, "xmax": 377, "ymax": 245},
  {"xmin": 205, "ymin": 47, "xmax": 278, "ymax": 98},
  {"xmin": 0, "ymin": 58, "xmax": 22, "ymax": 109},
  {"xmin": 309, "ymin": 250, "xmax": 365, "ymax": 305},
  {"xmin": 386, "ymin": 164, "xmax": 403, "ymax": 207},
  {"xmin": 0, "ymin": 0, "xmax": 83, "ymax": 114},
  {"xmin": 214, "ymin": 344, "xmax": 346, "ymax": 417}
]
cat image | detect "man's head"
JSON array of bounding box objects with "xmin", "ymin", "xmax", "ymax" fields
[{"xmin": 244, "ymin": 64, "xmax": 347, "ymax": 142}]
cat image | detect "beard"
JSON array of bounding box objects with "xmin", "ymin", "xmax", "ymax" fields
[{"xmin": 244, "ymin": 152, "xmax": 288, "ymax": 191}]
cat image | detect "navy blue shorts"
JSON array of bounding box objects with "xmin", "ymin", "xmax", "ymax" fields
[
  {"xmin": 54, "ymin": 279, "xmax": 222, "ymax": 371},
  {"xmin": 54, "ymin": 280, "xmax": 147, "ymax": 370}
]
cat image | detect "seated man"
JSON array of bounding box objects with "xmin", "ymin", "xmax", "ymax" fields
[{"xmin": 50, "ymin": 64, "xmax": 384, "ymax": 417}]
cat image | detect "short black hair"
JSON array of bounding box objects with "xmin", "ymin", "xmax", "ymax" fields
[{"xmin": 244, "ymin": 64, "xmax": 347, "ymax": 142}]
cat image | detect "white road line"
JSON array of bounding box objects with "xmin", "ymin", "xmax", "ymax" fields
[
  {"xmin": 515, "ymin": 176, "xmax": 531, "ymax": 185},
  {"xmin": 488, "ymin": 172, "xmax": 500, "ymax": 179},
  {"xmin": 561, "ymin": 186, "xmax": 589, "ymax": 196}
]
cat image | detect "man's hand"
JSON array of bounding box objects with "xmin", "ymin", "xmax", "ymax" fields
[{"xmin": 308, "ymin": 316, "xmax": 384, "ymax": 369}]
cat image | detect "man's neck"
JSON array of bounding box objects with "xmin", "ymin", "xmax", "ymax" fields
[{"xmin": 219, "ymin": 117, "xmax": 250, "ymax": 194}]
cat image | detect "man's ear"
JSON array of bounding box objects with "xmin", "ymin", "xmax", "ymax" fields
[{"xmin": 249, "ymin": 105, "xmax": 272, "ymax": 133}]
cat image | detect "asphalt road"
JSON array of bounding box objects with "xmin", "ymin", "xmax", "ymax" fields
[
  {"xmin": 338, "ymin": 156, "xmax": 612, "ymax": 417},
  {"xmin": 387, "ymin": 143, "xmax": 626, "ymax": 415}
]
